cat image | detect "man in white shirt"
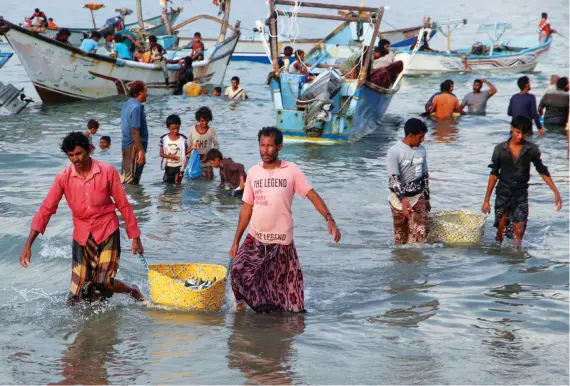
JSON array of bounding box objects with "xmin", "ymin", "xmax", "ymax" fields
[{"xmin": 225, "ymin": 76, "xmax": 248, "ymax": 100}]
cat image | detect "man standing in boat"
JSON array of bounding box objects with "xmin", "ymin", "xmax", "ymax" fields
[
  {"xmin": 387, "ymin": 118, "xmax": 430, "ymax": 244},
  {"xmin": 538, "ymin": 12, "xmax": 556, "ymax": 44},
  {"xmin": 229, "ymin": 127, "xmax": 341, "ymax": 313},
  {"xmin": 121, "ymin": 81, "xmax": 148, "ymax": 185},
  {"xmin": 19, "ymin": 132, "xmax": 144, "ymax": 304}
]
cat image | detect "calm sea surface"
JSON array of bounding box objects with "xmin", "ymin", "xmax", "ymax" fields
[{"xmin": 0, "ymin": 0, "xmax": 568, "ymax": 384}]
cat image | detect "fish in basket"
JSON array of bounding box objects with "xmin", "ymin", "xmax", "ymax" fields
[
  {"xmin": 148, "ymin": 263, "xmax": 227, "ymax": 310},
  {"xmin": 426, "ymin": 210, "xmax": 487, "ymax": 245}
]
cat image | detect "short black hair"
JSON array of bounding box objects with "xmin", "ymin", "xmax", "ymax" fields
[
  {"xmin": 473, "ymin": 79, "xmax": 483, "ymax": 85},
  {"xmin": 541, "ymin": 12, "xmax": 547, "ymax": 18},
  {"xmin": 59, "ymin": 28, "xmax": 71, "ymax": 36},
  {"xmin": 113, "ymin": 33, "xmax": 123, "ymax": 43},
  {"xmin": 374, "ymin": 46, "xmax": 381, "ymax": 53},
  {"xmin": 214, "ymin": 86, "xmax": 222, "ymax": 93},
  {"xmin": 444, "ymin": 79, "xmax": 454, "ymax": 85},
  {"xmin": 194, "ymin": 32, "xmax": 202, "ymax": 38},
  {"xmin": 48, "ymin": 18, "xmax": 53, "ymax": 21},
  {"xmin": 517, "ymin": 76, "xmax": 530, "ymax": 91},
  {"xmin": 556, "ymin": 76, "xmax": 568, "ymax": 90},
  {"xmin": 87, "ymin": 119, "xmax": 99, "ymax": 129},
  {"xmin": 205, "ymin": 148, "xmax": 223, "ymax": 161},
  {"xmin": 195, "ymin": 106, "xmax": 213, "ymax": 121},
  {"xmin": 231, "ymin": 76, "xmax": 240, "ymax": 83},
  {"xmin": 35, "ymin": 8, "xmax": 40, "ymax": 13},
  {"xmin": 128, "ymin": 80, "xmax": 146, "ymax": 98},
  {"xmin": 379, "ymin": 38, "xmax": 391, "ymax": 47},
  {"xmin": 441, "ymin": 81, "xmax": 452, "ymax": 92},
  {"xmin": 511, "ymin": 116, "xmax": 532, "ymax": 135},
  {"xmin": 257, "ymin": 126, "xmax": 283, "ymax": 146},
  {"xmin": 60, "ymin": 132, "xmax": 90, "ymax": 153},
  {"xmin": 91, "ymin": 30, "xmax": 101, "ymax": 39},
  {"xmin": 166, "ymin": 114, "xmax": 181, "ymax": 127},
  {"xmin": 100, "ymin": 135, "xmax": 111, "ymax": 143},
  {"xmin": 284, "ymin": 46, "xmax": 293, "ymax": 56},
  {"xmin": 404, "ymin": 118, "xmax": 428, "ymax": 136},
  {"xmin": 148, "ymin": 35, "xmax": 157, "ymax": 43}
]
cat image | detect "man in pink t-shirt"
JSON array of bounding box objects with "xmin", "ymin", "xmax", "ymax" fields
[{"xmin": 229, "ymin": 127, "xmax": 341, "ymax": 313}]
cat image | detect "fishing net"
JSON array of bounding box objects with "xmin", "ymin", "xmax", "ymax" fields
[
  {"xmin": 427, "ymin": 210, "xmax": 487, "ymax": 245},
  {"xmin": 147, "ymin": 263, "xmax": 227, "ymax": 310}
]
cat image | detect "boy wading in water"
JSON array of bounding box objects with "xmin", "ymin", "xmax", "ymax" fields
[
  {"xmin": 229, "ymin": 127, "xmax": 341, "ymax": 313},
  {"xmin": 205, "ymin": 149, "xmax": 247, "ymax": 196},
  {"xmin": 159, "ymin": 114, "xmax": 187, "ymax": 184},
  {"xmin": 387, "ymin": 118, "xmax": 431, "ymax": 244},
  {"xmin": 187, "ymin": 106, "xmax": 220, "ymax": 180},
  {"xmin": 482, "ymin": 116, "xmax": 562, "ymax": 248},
  {"xmin": 19, "ymin": 132, "xmax": 144, "ymax": 304}
]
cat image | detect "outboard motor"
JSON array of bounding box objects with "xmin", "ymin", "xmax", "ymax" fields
[
  {"xmin": 299, "ymin": 69, "xmax": 342, "ymax": 136},
  {"xmin": 97, "ymin": 16, "xmax": 123, "ymax": 38}
]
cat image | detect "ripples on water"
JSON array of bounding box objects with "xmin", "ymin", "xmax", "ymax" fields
[{"xmin": 0, "ymin": 0, "xmax": 568, "ymax": 383}]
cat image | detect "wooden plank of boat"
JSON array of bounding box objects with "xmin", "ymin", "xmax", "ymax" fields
[
  {"xmin": 0, "ymin": 16, "xmax": 240, "ymax": 104},
  {"xmin": 40, "ymin": 9, "xmax": 182, "ymax": 47}
]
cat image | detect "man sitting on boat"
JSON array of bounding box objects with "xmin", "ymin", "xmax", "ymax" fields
[
  {"xmin": 113, "ymin": 34, "xmax": 133, "ymax": 60},
  {"xmin": 47, "ymin": 18, "xmax": 58, "ymax": 30},
  {"xmin": 368, "ymin": 39, "xmax": 403, "ymax": 88},
  {"xmin": 54, "ymin": 28, "xmax": 72, "ymax": 45},
  {"xmin": 278, "ymin": 46, "xmax": 293, "ymax": 74},
  {"xmin": 79, "ymin": 31, "xmax": 102, "ymax": 55}
]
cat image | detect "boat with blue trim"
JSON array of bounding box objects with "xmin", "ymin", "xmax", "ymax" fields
[
  {"xmin": 0, "ymin": 51, "xmax": 12, "ymax": 69},
  {"xmin": 265, "ymin": 0, "xmax": 400, "ymax": 144}
]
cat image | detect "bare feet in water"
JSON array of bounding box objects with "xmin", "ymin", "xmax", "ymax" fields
[{"xmin": 129, "ymin": 285, "xmax": 145, "ymax": 301}]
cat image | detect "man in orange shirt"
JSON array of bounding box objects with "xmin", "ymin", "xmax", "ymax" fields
[
  {"xmin": 538, "ymin": 12, "xmax": 556, "ymax": 44},
  {"xmin": 430, "ymin": 81, "xmax": 463, "ymax": 119}
]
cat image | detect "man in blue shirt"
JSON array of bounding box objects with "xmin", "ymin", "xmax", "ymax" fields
[
  {"xmin": 113, "ymin": 34, "xmax": 132, "ymax": 60},
  {"xmin": 116, "ymin": 29, "xmax": 140, "ymax": 54},
  {"xmin": 507, "ymin": 76, "xmax": 543, "ymax": 135},
  {"xmin": 120, "ymin": 81, "xmax": 148, "ymax": 185},
  {"xmin": 79, "ymin": 31, "xmax": 101, "ymax": 54}
]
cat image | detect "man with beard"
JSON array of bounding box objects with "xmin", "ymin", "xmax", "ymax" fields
[
  {"xmin": 459, "ymin": 78, "xmax": 498, "ymax": 115},
  {"xmin": 229, "ymin": 127, "xmax": 341, "ymax": 313}
]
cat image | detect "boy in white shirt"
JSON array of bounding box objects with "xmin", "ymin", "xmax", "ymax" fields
[
  {"xmin": 225, "ymin": 76, "xmax": 248, "ymax": 100},
  {"xmin": 159, "ymin": 114, "xmax": 187, "ymax": 184}
]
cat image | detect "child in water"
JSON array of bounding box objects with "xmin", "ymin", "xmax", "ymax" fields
[
  {"xmin": 84, "ymin": 119, "xmax": 99, "ymax": 152},
  {"xmin": 159, "ymin": 114, "xmax": 188, "ymax": 184},
  {"xmin": 205, "ymin": 149, "xmax": 247, "ymax": 197},
  {"xmin": 99, "ymin": 136, "xmax": 111, "ymax": 150},
  {"xmin": 187, "ymin": 107, "xmax": 220, "ymax": 180}
]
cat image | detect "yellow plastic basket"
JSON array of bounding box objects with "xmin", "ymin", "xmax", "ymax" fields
[
  {"xmin": 427, "ymin": 210, "xmax": 487, "ymax": 245},
  {"xmin": 148, "ymin": 263, "xmax": 227, "ymax": 311}
]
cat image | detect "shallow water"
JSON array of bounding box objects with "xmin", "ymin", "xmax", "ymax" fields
[{"xmin": 0, "ymin": 0, "xmax": 568, "ymax": 384}]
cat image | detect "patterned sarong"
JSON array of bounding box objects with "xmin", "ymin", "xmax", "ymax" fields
[
  {"xmin": 231, "ymin": 234, "xmax": 305, "ymax": 313},
  {"xmin": 121, "ymin": 145, "xmax": 145, "ymax": 185},
  {"xmin": 390, "ymin": 195, "xmax": 428, "ymax": 244},
  {"xmin": 493, "ymin": 185, "xmax": 529, "ymax": 239},
  {"xmin": 68, "ymin": 230, "xmax": 120, "ymax": 304}
]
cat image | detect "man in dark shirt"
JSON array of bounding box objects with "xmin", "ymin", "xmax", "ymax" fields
[
  {"xmin": 539, "ymin": 76, "xmax": 569, "ymax": 127},
  {"xmin": 507, "ymin": 76, "xmax": 544, "ymax": 135},
  {"xmin": 481, "ymin": 116, "xmax": 562, "ymax": 248}
]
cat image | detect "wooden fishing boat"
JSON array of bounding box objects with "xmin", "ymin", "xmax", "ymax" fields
[
  {"xmin": 41, "ymin": 8, "xmax": 182, "ymax": 47},
  {"xmin": 395, "ymin": 23, "xmax": 551, "ymax": 75},
  {"xmin": 0, "ymin": 51, "xmax": 12, "ymax": 69},
  {"xmin": 265, "ymin": 0, "xmax": 400, "ymax": 144},
  {"xmin": 0, "ymin": 1, "xmax": 239, "ymax": 104},
  {"xmin": 177, "ymin": 23, "xmax": 436, "ymax": 63}
]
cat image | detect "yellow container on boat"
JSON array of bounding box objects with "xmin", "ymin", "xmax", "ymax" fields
[
  {"xmin": 427, "ymin": 210, "xmax": 487, "ymax": 245},
  {"xmin": 148, "ymin": 263, "xmax": 227, "ymax": 310}
]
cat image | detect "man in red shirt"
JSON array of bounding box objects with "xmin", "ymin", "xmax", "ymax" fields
[{"xmin": 19, "ymin": 132, "xmax": 144, "ymax": 304}]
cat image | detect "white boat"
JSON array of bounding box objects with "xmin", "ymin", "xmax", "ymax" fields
[
  {"xmin": 396, "ymin": 23, "xmax": 551, "ymax": 75},
  {"xmin": 178, "ymin": 26, "xmax": 436, "ymax": 64},
  {"xmin": 0, "ymin": 3, "xmax": 239, "ymax": 104}
]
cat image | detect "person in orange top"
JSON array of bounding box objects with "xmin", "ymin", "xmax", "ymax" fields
[
  {"xmin": 47, "ymin": 18, "xmax": 58, "ymax": 30},
  {"xmin": 430, "ymin": 81, "xmax": 463, "ymax": 119},
  {"xmin": 538, "ymin": 12, "xmax": 556, "ymax": 44}
]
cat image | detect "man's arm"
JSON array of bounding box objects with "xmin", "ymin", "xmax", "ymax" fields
[
  {"xmin": 229, "ymin": 203, "xmax": 253, "ymax": 257},
  {"xmin": 306, "ymin": 189, "xmax": 341, "ymax": 243},
  {"xmin": 530, "ymin": 95, "xmax": 543, "ymax": 131},
  {"xmin": 430, "ymin": 98, "xmax": 437, "ymax": 113},
  {"xmin": 538, "ymin": 95, "xmax": 547, "ymax": 117},
  {"xmin": 482, "ymin": 146, "xmax": 501, "ymax": 213},
  {"xmin": 109, "ymin": 168, "xmax": 143, "ymax": 254},
  {"xmin": 507, "ymin": 99, "xmax": 513, "ymax": 116},
  {"xmin": 21, "ymin": 175, "xmax": 65, "ymax": 267},
  {"xmin": 531, "ymin": 149, "xmax": 562, "ymax": 210},
  {"xmin": 482, "ymin": 79, "xmax": 497, "ymax": 97}
]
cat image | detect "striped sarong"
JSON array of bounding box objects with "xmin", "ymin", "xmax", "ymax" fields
[{"xmin": 68, "ymin": 230, "xmax": 121, "ymax": 304}]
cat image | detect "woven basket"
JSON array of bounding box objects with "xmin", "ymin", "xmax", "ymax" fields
[
  {"xmin": 148, "ymin": 263, "xmax": 227, "ymax": 311},
  {"xmin": 427, "ymin": 210, "xmax": 487, "ymax": 245}
]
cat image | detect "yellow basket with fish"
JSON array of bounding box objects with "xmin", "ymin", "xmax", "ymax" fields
[
  {"xmin": 147, "ymin": 263, "xmax": 227, "ymax": 310},
  {"xmin": 427, "ymin": 210, "xmax": 487, "ymax": 245}
]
